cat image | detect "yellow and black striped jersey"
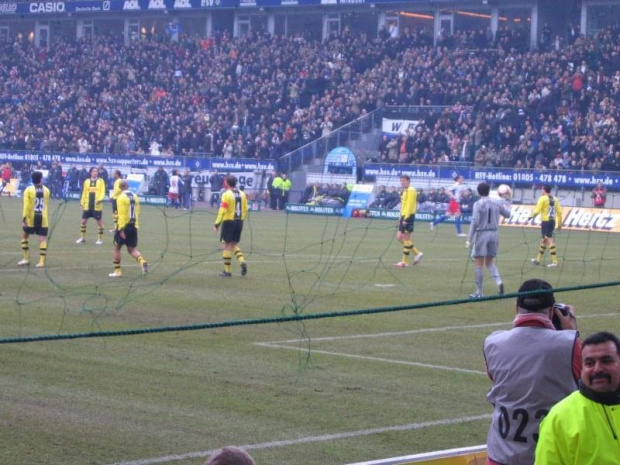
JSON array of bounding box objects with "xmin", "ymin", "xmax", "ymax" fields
[
  {"xmin": 117, "ymin": 191, "xmax": 141, "ymax": 230},
  {"xmin": 400, "ymin": 186, "xmax": 417, "ymax": 220},
  {"xmin": 80, "ymin": 178, "xmax": 106, "ymax": 211},
  {"xmin": 111, "ymin": 178, "xmax": 123, "ymax": 200},
  {"xmin": 22, "ymin": 184, "xmax": 50, "ymax": 228},
  {"xmin": 531, "ymin": 194, "xmax": 563, "ymax": 224},
  {"xmin": 215, "ymin": 189, "xmax": 248, "ymax": 225}
]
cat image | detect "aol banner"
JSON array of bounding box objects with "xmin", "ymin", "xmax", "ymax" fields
[{"xmin": 502, "ymin": 205, "xmax": 620, "ymax": 233}]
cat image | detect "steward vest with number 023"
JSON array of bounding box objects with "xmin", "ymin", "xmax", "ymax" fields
[{"xmin": 484, "ymin": 327, "xmax": 578, "ymax": 465}]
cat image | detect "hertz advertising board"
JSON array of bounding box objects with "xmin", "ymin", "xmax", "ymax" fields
[{"xmin": 501, "ymin": 205, "xmax": 620, "ymax": 233}]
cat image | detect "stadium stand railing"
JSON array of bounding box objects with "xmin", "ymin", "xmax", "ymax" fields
[{"xmin": 346, "ymin": 445, "xmax": 486, "ymax": 465}]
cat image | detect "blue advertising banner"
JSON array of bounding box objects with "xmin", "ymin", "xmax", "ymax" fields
[
  {"xmin": 363, "ymin": 164, "xmax": 620, "ymax": 190},
  {"xmin": 0, "ymin": 150, "xmax": 276, "ymax": 173},
  {"xmin": 0, "ymin": 0, "xmax": 237, "ymax": 16},
  {"xmin": 0, "ymin": 0, "xmax": 462, "ymax": 15}
]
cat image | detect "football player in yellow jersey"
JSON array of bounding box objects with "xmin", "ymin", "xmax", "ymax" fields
[
  {"xmin": 110, "ymin": 170, "xmax": 123, "ymax": 232},
  {"xmin": 529, "ymin": 184, "xmax": 563, "ymax": 267},
  {"xmin": 76, "ymin": 167, "xmax": 106, "ymax": 245},
  {"xmin": 18, "ymin": 171, "xmax": 50, "ymax": 268},
  {"xmin": 213, "ymin": 175, "xmax": 249, "ymax": 277},
  {"xmin": 109, "ymin": 180, "xmax": 148, "ymax": 277},
  {"xmin": 393, "ymin": 175, "xmax": 424, "ymax": 268}
]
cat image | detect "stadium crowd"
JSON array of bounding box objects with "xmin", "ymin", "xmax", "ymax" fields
[{"xmin": 0, "ymin": 21, "xmax": 619, "ymax": 174}]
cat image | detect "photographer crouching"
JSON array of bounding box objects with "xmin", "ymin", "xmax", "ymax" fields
[{"xmin": 483, "ymin": 278, "xmax": 580, "ymax": 465}]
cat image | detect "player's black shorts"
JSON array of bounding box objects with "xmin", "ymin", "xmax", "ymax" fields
[
  {"xmin": 541, "ymin": 220, "xmax": 555, "ymax": 238},
  {"xmin": 111, "ymin": 199, "xmax": 118, "ymax": 213},
  {"xmin": 398, "ymin": 215, "xmax": 415, "ymax": 234},
  {"xmin": 82, "ymin": 209, "xmax": 102, "ymax": 221},
  {"xmin": 23, "ymin": 214, "xmax": 47, "ymax": 236},
  {"xmin": 114, "ymin": 224, "xmax": 138, "ymax": 248},
  {"xmin": 220, "ymin": 220, "xmax": 243, "ymax": 244}
]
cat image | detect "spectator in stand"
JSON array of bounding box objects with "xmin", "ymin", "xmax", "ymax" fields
[
  {"xmin": 485, "ymin": 279, "xmax": 580, "ymax": 465},
  {"xmin": 66, "ymin": 166, "xmax": 79, "ymax": 192},
  {"xmin": 384, "ymin": 186, "xmax": 400, "ymax": 209},
  {"xmin": 370, "ymin": 185, "xmax": 388, "ymax": 209},
  {"xmin": 266, "ymin": 171, "xmax": 278, "ymax": 210},
  {"xmin": 417, "ymin": 188, "xmax": 427, "ymax": 205},
  {"xmin": 271, "ymin": 172, "xmax": 284, "ymax": 210},
  {"xmin": 0, "ymin": 24, "xmax": 619, "ymax": 175},
  {"xmin": 180, "ymin": 168, "xmax": 193, "ymax": 210},
  {"xmin": 591, "ymin": 182, "xmax": 607, "ymax": 208},
  {"xmin": 19, "ymin": 163, "xmax": 31, "ymax": 193},
  {"xmin": 0, "ymin": 161, "xmax": 13, "ymax": 196},
  {"xmin": 299, "ymin": 182, "xmax": 317, "ymax": 204},
  {"xmin": 152, "ymin": 166, "xmax": 169, "ymax": 197},
  {"xmin": 209, "ymin": 169, "xmax": 224, "ymax": 208},
  {"xmin": 460, "ymin": 188, "xmax": 474, "ymax": 214},
  {"xmin": 98, "ymin": 165, "xmax": 109, "ymax": 190},
  {"xmin": 279, "ymin": 173, "xmax": 292, "ymax": 210},
  {"xmin": 534, "ymin": 331, "xmax": 620, "ymax": 465},
  {"xmin": 78, "ymin": 165, "xmax": 90, "ymax": 191},
  {"xmin": 48, "ymin": 161, "xmax": 64, "ymax": 199}
]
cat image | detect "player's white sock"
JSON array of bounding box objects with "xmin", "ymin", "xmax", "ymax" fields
[
  {"xmin": 487, "ymin": 263, "xmax": 502, "ymax": 286},
  {"xmin": 475, "ymin": 268, "xmax": 483, "ymax": 294}
]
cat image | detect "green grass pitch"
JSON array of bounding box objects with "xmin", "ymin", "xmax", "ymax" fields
[{"xmin": 0, "ymin": 197, "xmax": 618, "ymax": 465}]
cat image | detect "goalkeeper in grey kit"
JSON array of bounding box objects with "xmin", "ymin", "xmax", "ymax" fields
[{"xmin": 466, "ymin": 182, "xmax": 512, "ymax": 298}]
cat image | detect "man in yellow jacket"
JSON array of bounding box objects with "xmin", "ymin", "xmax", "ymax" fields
[
  {"xmin": 110, "ymin": 169, "xmax": 123, "ymax": 232},
  {"xmin": 393, "ymin": 175, "xmax": 423, "ymax": 267},
  {"xmin": 535, "ymin": 331, "xmax": 620, "ymax": 465},
  {"xmin": 279, "ymin": 173, "xmax": 292, "ymax": 210},
  {"xmin": 529, "ymin": 184, "xmax": 563, "ymax": 267},
  {"xmin": 76, "ymin": 166, "xmax": 106, "ymax": 244},
  {"xmin": 213, "ymin": 175, "xmax": 248, "ymax": 277},
  {"xmin": 18, "ymin": 171, "xmax": 50, "ymax": 268},
  {"xmin": 109, "ymin": 180, "xmax": 148, "ymax": 278}
]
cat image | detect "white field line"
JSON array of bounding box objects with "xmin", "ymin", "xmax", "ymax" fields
[
  {"xmin": 110, "ymin": 414, "xmax": 492, "ymax": 465},
  {"xmin": 254, "ymin": 344, "xmax": 488, "ymax": 375},
  {"xmin": 255, "ymin": 312, "xmax": 619, "ymax": 376},
  {"xmin": 263, "ymin": 312, "xmax": 620, "ymax": 345},
  {"xmin": 264, "ymin": 322, "xmax": 511, "ymax": 345}
]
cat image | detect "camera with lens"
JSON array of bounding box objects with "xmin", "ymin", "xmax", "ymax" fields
[{"xmin": 552, "ymin": 303, "xmax": 569, "ymax": 330}]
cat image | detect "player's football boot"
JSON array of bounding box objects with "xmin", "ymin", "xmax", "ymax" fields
[{"xmin": 393, "ymin": 262, "xmax": 409, "ymax": 268}]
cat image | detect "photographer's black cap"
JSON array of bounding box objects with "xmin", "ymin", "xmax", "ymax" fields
[{"xmin": 517, "ymin": 279, "xmax": 555, "ymax": 312}]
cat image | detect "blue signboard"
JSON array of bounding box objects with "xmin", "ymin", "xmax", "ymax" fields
[
  {"xmin": 363, "ymin": 164, "xmax": 620, "ymax": 190},
  {"xmin": 324, "ymin": 146, "xmax": 357, "ymax": 175},
  {"xmin": 0, "ymin": 150, "xmax": 276, "ymax": 173},
  {"xmin": 0, "ymin": 0, "xmax": 238, "ymax": 16},
  {"xmin": 0, "ymin": 0, "xmax": 461, "ymax": 15}
]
